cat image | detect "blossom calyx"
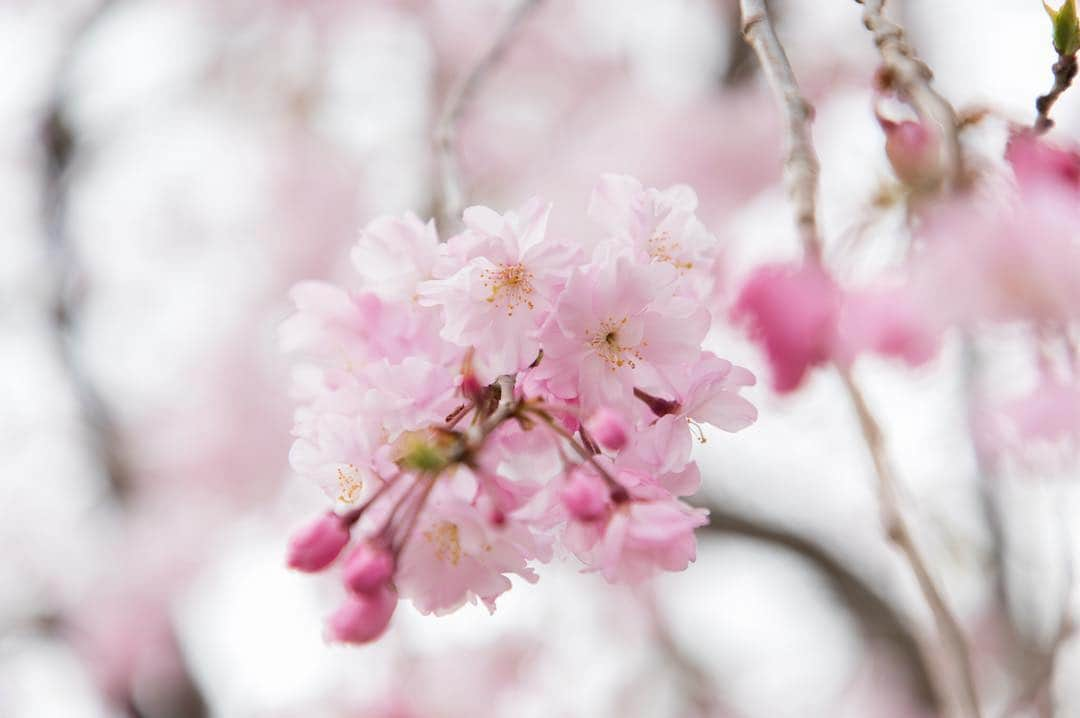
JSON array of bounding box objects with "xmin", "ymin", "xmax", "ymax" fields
[{"xmin": 1046, "ymin": 0, "xmax": 1080, "ymax": 56}]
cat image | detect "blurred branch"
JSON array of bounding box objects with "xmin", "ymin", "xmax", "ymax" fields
[
  {"xmin": 641, "ymin": 587, "xmax": 724, "ymax": 717},
  {"xmin": 42, "ymin": 0, "xmax": 133, "ymax": 505},
  {"xmin": 703, "ymin": 504, "xmax": 936, "ymax": 708},
  {"xmin": 737, "ymin": 2, "xmax": 980, "ymax": 715},
  {"xmin": 433, "ymin": 0, "xmax": 543, "ymax": 235},
  {"xmin": 855, "ymin": 0, "xmax": 966, "ymax": 189},
  {"xmin": 39, "ymin": 4, "xmax": 208, "ymax": 718},
  {"xmin": 720, "ymin": 0, "xmax": 757, "ymax": 86}
]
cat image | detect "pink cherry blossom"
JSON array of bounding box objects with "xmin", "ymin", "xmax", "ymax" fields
[
  {"xmin": 732, "ymin": 261, "xmax": 839, "ymax": 393},
  {"xmin": 351, "ymin": 212, "xmax": 441, "ymax": 302},
  {"xmin": 418, "ymin": 199, "xmax": 579, "ymax": 380},
  {"xmin": 585, "ymin": 406, "xmax": 631, "ymax": 451},
  {"xmin": 532, "ymin": 253, "xmax": 708, "ymax": 411}
]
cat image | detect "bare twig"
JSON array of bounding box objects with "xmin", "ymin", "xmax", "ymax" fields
[
  {"xmin": 839, "ymin": 369, "xmax": 981, "ymax": 718},
  {"xmin": 737, "ymin": 2, "xmax": 980, "ymax": 715},
  {"xmin": 739, "ymin": 0, "xmax": 822, "ymax": 259},
  {"xmin": 857, "ymin": 0, "xmax": 966, "ymax": 189},
  {"xmin": 433, "ymin": 0, "xmax": 543, "ymax": 235},
  {"xmin": 1035, "ymin": 52, "xmax": 1079, "ymax": 133}
]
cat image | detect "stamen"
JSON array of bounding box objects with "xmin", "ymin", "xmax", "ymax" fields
[
  {"xmin": 647, "ymin": 230, "xmax": 693, "ymax": 271},
  {"xmin": 479, "ymin": 263, "xmax": 536, "ymax": 316},
  {"xmin": 424, "ymin": 521, "xmax": 463, "ymax": 565},
  {"xmin": 585, "ymin": 316, "xmax": 644, "ymax": 371}
]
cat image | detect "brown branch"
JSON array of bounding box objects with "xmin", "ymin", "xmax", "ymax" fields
[
  {"xmin": 738, "ymin": 0, "xmax": 822, "ymax": 259},
  {"xmin": 1035, "ymin": 52, "xmax": 1079, "ymax": 133},
  {"xmin": 702, "ymin": 504, "xmax": 938, "ymax": 708},
  {"xmin": 856, "ymin": 0, "xmax": 966, "ymax": 190},
  {"xmin": 433, "ymin": 0, "xmax": 543, "ymax": 235},
  {"xmin": 839, "ymin": 369, "xmax": 981, "ymax": 718},
  {"xmin": 737, "ymin": 2, "xmax": 980, "ymax": 715}
]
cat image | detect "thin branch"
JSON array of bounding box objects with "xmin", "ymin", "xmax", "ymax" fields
[
  {"xmin": 433, "ymin": 0, "xmax": 543, "ymax": 235},
  {"xmin": 702, "ymin": 503, "xmax": 938, "ymax": 708},
  {"xmin": 839, "ymin": 369, "xmax": 981, "ymax": 718},
  {"xmin": 857, "ymin": 0, "xmax": 966, "ymax": 189},
  {"xmin": 737, "ymin": 2, "xmax": 980, "ymax": 715},
  {"xmin": 739, "ymin": 0, "xmax": 822, "ymax": 259},
  {"xmin": 1035, "ymin": 52, "xmax": 1079, "ymax": 133}
]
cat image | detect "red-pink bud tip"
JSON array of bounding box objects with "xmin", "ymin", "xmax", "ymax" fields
[
  {"xmin": 286, "ymin": 512, "xmax": 350, "ymax": 573},
  {"xmin": 342, "ymin": 542, "xmax": 395, "ymax": 595},
  {"xmin": 585, "ymin": 407, "xmax": 630, "ymax": 452},
  {"xmin": 327, "ymin": 586, "xmax": 398, "ymax": 644}
]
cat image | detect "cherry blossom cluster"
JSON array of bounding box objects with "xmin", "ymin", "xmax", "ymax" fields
[{"xmin": 281, "ymin": 175, "xmax": 756, "ymax": 643}]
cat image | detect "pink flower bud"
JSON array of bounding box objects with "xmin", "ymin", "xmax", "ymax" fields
[
  {"xmin": 342, "ymin": 542, "xmax": 395, "ymax": 595},
  {"xmin": 881, "ymin": 119, "xmax": 940, "ymax": 189},
  {"xmin": 286, "ymin": 512, "xmax": 350, "ymax": 572},
  {"xmin": 327, "ymin": 586, "xmax": 398, "ymax": 644},
  {"xmin": 585, "ymin": 407, "xmax": 630, "ymax": 451},
  {"xmin": 560, "ymin": 469, "xmax": 609, "ymax": 522}
]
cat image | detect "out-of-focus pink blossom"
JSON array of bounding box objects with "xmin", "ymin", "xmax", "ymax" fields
[
  {"xmin": 327, "ymin": 585, "xmax": 398, "ymax": 644},
  {"xmin": 585, "ymin": 406, "xmax": 631, "ymax": 451},
  {"xmin": 559, "ymin": 466, "xmax": 611, "ymax": 522},
  {"xmin": 834, "ymin": 288, "xmax": 939, "ymax": 367},
  {"xmin": 1005, "ymin": 132, "xmax": 1080, "ymax": 194},
  {"xmin": 733, "ymin": 262, "xmax": 840, "ymax": 393},
  {"xmin": 287, "ymin": 512, "xmax": 350, "ymax": 572}
]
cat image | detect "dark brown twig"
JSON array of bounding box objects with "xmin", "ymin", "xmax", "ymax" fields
[{"xmin": 1035, "ymin": 52, "xmax": 1079, "ymax": 133}]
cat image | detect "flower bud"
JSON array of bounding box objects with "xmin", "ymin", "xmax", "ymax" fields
[
  {"xmin": 1046, "ymin": 0, "xmax": 1080, "ymax": 56},
  {"xmin": 327, "ymin": 586, "xmax": 398, "ymax": 644},
  {"xmin": 342, "ymin": 542, "xmax": 395, "ymax": 595},
  {"xmin": 585, "ymin": 407, "xmax": 630, "ymax": 452},
  {"xmin": 559, "ymin": 469, "xmax": 609, "ymax": 522},
  {"xmin": 881, "ymin": 118, "xmax": 940, "ymax": 189},
  {"xmin": 287, "ymin": 512, "xmax": 350, "ymax": 572}
]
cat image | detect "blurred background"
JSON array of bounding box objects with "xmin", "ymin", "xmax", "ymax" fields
[{"xmin": 2, "ymin": 0, "xmax": 1079, "ymax": 716}]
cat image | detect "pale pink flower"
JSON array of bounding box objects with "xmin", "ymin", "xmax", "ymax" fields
[
  {"xmin": 1005, "ymin": 132, "xmax": 1080, "ymax": 194},
  {"xmin": 532, "ymin": 253, "xmax": 708, "ymax": 411},
  {"xmin": 566, "ymin": 481, "xmax": 708, "ymax": 584},
  {"xmin": 418, "ymin": 199, "xmax": 577, "ymax": 379},
  {"xmin": 351, "ymin": 212, "xmax": 441, "ymax": 302},
  {"xmin": 394, "ymin": 478, "xmax": 548, "ymax": 615},
  {"xmin": 287, "ymin": 512, "xmax": 351, "ymax": 572},
  {"xmin": 588, "ymin": 174, "xmax": 719, "ymax": 299},
  {"xmin": 733, "ymin": 262, "xmax": 839, "ymax": 393}
]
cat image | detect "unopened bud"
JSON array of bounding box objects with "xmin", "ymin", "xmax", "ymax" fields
[
  {"xmin": 559, "ymin": 469, "xmax": 609, "ymax": 522},
  {"xmin": 342, "ymin": 542, "xmax": 395, "ymax": 595},
  {"xmin": 287, "ymin": 512, "xmax": 350, "ymax": 572},
  {"xmin": 1046, "ymin": 0, "xmax": 1080, "ymax": 56},
  {"xmin": 327, "ymin": 586, "xmax": 398, "ymax": 644},
  {"xmin": 881, "ymin": 118, "xmax": 941, "ymax": 189},
  {"xmin": 585, "ymin": 407, "xmax": 630, "ymax": 452}
]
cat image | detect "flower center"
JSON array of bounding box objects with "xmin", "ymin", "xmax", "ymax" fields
[
  {"xmin": 480, "ymin": 263, "xmax": 535, "ymax": 316},
  {"xmin": 586, "ymin": 317, "xmax": 643, "ymax": 371},
  {"xmin": 424, "ymin": 521, "xmax": 463, "ymax": 565},
  {"xmin": 336, "ymin": 465, "xmax": 363, "ymax": 504},
  {"xmin": 647, "ymin": 231, "xmax": 693, "ymax": 270}
]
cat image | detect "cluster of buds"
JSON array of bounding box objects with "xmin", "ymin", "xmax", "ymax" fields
[{"xmin": 282, "ymin": 175, "xmax": 757, "ymax": 642}]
